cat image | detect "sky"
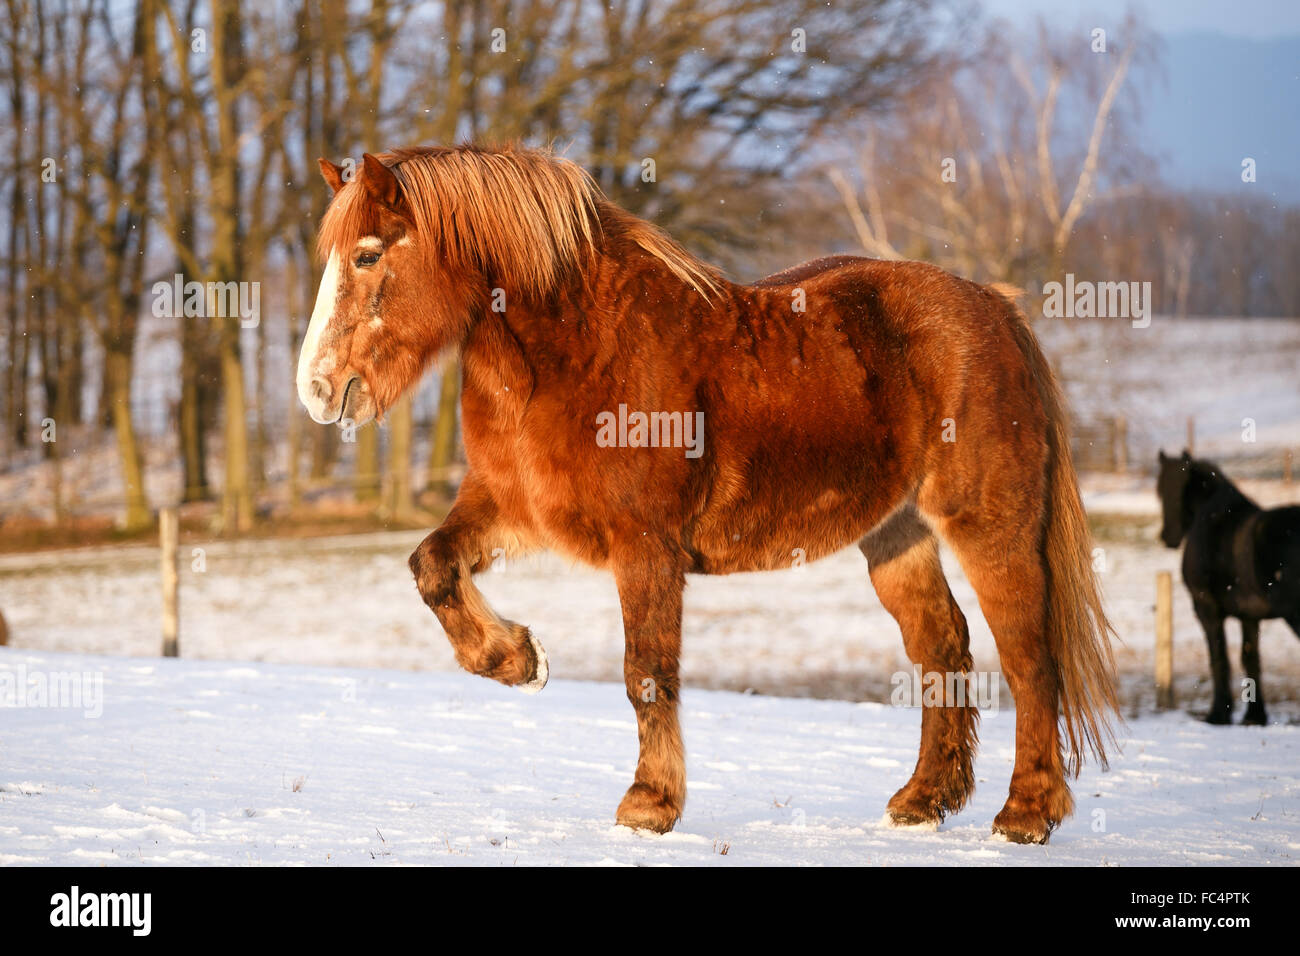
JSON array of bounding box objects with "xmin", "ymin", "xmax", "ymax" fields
[
  {"xmin": 978, "ymin": 0, "xmax": 1300, "ymax": 38},
  {"xmin": 973, "ymin": 0, "xmax": 1300, "ymax": 200}
]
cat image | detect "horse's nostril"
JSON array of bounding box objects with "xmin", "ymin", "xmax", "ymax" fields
[{"xmin": 311, "ymin": 376, "xmax": 332, "ymax": 403}]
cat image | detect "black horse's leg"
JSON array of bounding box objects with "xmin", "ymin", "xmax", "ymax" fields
[
  {"xmin": 1192, "ymin": 595, "xmax": 1232, "ymax": 724},
  {"xmin": 1239, "ymin": 617, "xmax": 1267, "ymax": 725}
]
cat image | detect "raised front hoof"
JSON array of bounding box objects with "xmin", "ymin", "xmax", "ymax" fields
[
  {"xmin": 615, "ymin": 783, "xmax": 681, "ymax": 834},
  {"xmin": 514, "ymin": 627, "xmax": 549, "ymax": 695},
  {"xmin": 884, "ymin": 784, "xmax": 946, "ymax": 829},
  {"xmin": 470, "ymin": 623, "xmax": 549, "ymax": 693}
]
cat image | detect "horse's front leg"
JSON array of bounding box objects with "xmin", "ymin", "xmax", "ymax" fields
[
  {"xmin": 1192, "ymin": 594, "xmax": 1231, "ymax": 724},
  {"xmin": 1240, "ymin": 617, "xmax": 1267, "ymax": 725},
  {"xmin": 407, "ymin": 475, "xmax": 547, "ymax": 691},
  {"xmin": 612, "ymin": 544, "xmax": 687, "ymax": 833}
]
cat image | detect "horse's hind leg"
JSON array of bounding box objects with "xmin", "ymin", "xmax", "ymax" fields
[
  {"xmin": 1240, "ymin": 617, "xmax": 1267, "ymax": 725},
  {"xmin": 408, "ymin": 473, "xmax": 547, "ymax": 691},
  {"xmin": 861, "ymin": 506, "xmax": 979, "ymax": 827},
  {"xmin": 933, "ymin": 500, "xmax": 1071, "ymax": 844}
]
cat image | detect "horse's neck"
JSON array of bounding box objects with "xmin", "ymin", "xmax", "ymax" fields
[
  {"xmin": 464, "ymin": 233, "xmax": 725, "ymax": 384},
  {"xmin": 1189, "ymin": 469, "xmax": 1257, "ymax": 518},
  {"xmin": 460, "ymin": 309, "xmax": 537, "ymax": 425}
]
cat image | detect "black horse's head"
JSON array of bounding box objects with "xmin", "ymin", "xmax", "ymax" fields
[{"xmin": 1156, "ymin": 449, "xmax": 1193, "ymax": 548}]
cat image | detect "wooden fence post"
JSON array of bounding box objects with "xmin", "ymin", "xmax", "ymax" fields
[
  {"xmin": 1155, "ymin": 571, "xmax": 1174, "ymax": 710},
  {"xmin": 1186, "ymin": 416, "xmax": 1195, "ymax": 456},
  {"xmin": 1113, "ymin": 415, "xmax": 1128, "ymax": 473},
  {"xmin": 161, "ymin": 508, "xmax": 179, "ymax": 658}
]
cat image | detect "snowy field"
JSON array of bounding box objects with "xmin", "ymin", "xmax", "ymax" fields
[
  {"xmin": 2, "ymin": 649, "xmax": 1296, "ymax": 866},
  {"xmin": 4, "ymin": 500, "xmax": 1300, "ymax": 719},
  {"xmin": 1035, "ymin": 315, "xmax": 1300, "ymax": 465}
]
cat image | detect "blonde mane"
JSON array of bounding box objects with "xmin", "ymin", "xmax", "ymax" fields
[{"xmin": 317, "ymin": 144, "xmax": 720, "ymax": 301}]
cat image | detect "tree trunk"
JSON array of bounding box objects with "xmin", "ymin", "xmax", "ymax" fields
[
  {"xmin": 218, "ymin": 322, "xmax": 253, "ymax": 531},
  {"xmin": 311, "ymin": 426, "xmax": 337, "ymax": 480},
  {"xmin": 178, "ymin": 330, "xmax": 210, "ymax": 501},
  {"xmin": 6, "ymin": 138, "xmax": 27, "ymax": 448},
  {"xmin": 384, "ymin": 395, "xmax": 414, "ymax": 519},
  {"xmin": 106, "ymin": 347, "xmax": 150, "ymax": 530},
  {"xmin": 210, "ymin": 0, "xmax": 253, "ymax": 532},
  {"xmin": 356, "ymin": 423, "xmax": 381, "ymax": 502},
  {"xmin": 4, "ymin": 0, "xmax": 27, "ymax": 450}
]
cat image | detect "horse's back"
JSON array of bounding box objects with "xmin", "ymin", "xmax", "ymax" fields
[
  {"xmin": 1186, "ymin": 500, "xmax": 1300, "ymax": 618},
  {"xmin": 749, "ymin": 255, "xmax": 874, "ymax": 287},
  {"xmin": 1257, "ymin": 506, "xmax": 1300, "ymax": 614},
  {"xmin": 680, "ymin": 256, "xmax": 1050, "ymax": 572}
]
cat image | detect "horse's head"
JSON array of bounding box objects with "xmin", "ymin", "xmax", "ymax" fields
[
  {"xmin": 296, "ymin": 144, "xmax": 711, "ymax": 427},
  {"xmin": 296, "ymin": 153, "xmax": 476, "ymax": 427},
  {"xmin": 1156, "ymin": 449, "xmax": 1193, "ymax": 548}
]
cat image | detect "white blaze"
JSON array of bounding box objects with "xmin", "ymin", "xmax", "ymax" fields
[{"xmin": 296, "ymin": 251, "xmax": 341, "ymax": 423}]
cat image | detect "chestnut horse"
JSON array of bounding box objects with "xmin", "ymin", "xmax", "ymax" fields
[{"xmin": 298, "ymin": 144, "xmax": 1118, "ymax": 844}]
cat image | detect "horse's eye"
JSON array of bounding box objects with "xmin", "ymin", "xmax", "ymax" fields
[{"xmin": 355, "ymin": 250, "xmax": 382, "ymax": 267}]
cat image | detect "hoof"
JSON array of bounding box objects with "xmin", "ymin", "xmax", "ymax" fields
[
  {"xmin": 992, "ymin": 798, "xmax": 1057, "ymax": 845},
  {"xmin": 464, "ymin": 621, "xmax": 548, "ymax": 690},
  {"xmin": 881, "ymin": 810, "xmax": 939, "ymax": 832},
  {"xmin": 1205, "ymin": 709, "xmax": 1233, "ymax": 725},
  {"xmin": 616, "ymin": 783, "xmax": 681, "ymax": 834},
  {"xmin": 518, "ymin": 629, "xmax": 549, "ymax": 695},
  {"xmin": 991, "ymin": 822, "xmax": 1051, "ymax": 845},
  {"xmin": 1241, "ymin": 709, "xmax": 1268, "ymax": 726},
  {"xmin": 884, "ymin": 784, "xmax": 945, "ymax": 829},
  {"xmin": 987, "ymin": 822, "xmax": 1050, "ymax": 842}
]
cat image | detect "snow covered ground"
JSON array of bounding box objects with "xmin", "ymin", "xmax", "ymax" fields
[
  {"xmin": 4, "ymin": 515, "xmax": 1300, "ymax": 718},
  {"xmin": 1035, "ymin": 315, "xmax": 1300, "ymax": 466},
  {"xmin": 2, "ymin": 648, "xmax": 1296, "ymax": 866}
]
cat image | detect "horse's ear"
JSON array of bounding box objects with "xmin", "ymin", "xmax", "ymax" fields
[
  {"xmin": 318, "ymin": 158, "xmax": 346, "ymax": 194},
  {"xmin": 1158, "ymin": 449, "xmax": 1167, "ymax": 463},
  {"xmin": 359, "ymin": 153, "xmax": 400, "ymax": 208},
  {"xmin": 1181, "ymin": 449, "xmax": 1191, "ymax": 460}
]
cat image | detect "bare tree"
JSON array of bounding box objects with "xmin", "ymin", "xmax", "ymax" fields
[
  {"xmin": 69, "ymin": 0, "xmax": 162, "ymax": 530},
  {"xmin": 832, "ymin": 16, "xmax": 1155, "ymax": 285}
]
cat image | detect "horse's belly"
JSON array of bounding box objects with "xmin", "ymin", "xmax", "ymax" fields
[{"xmin": 687, "ymin": 486, "xmax": 897, "ymax": 574}]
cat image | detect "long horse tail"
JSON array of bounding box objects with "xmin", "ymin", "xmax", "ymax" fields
[{"xmin": 988, "ymin": 282, "xmax": 1121, "ymax": 776}]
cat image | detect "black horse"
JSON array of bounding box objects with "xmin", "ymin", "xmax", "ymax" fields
[{"xmin": 1157, "ymin": 450, "xmax": 1300, "ymax": 724}]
